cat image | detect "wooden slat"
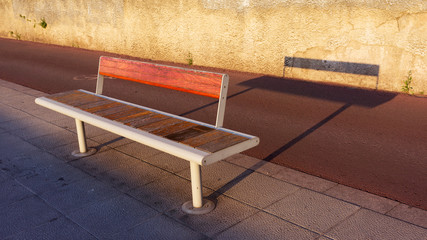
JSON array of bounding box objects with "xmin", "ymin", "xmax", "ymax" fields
[
  {"xmin": 150, "ymin": 121, "xmax": 197, "ymax": 137},
  {"xmin": 44, "ymin": 90, "xmax": 253, "ymax": 155},
  {"xmin": 138, "ymin": 118, "xmax": 183, "ymax": 132},
  {"xmin": 99, "ymin": 56, "xmax": 223, "ymax": 99},
  {"xmin": 76, "ymin": 99, "xmax": 115, "ymax": 110},
  {"xmin": 48, "ymin": 91, "xmax": 89, "ymax": 104},
  {"xmin": 103, "ymin": 107, "xmax": 146, "ymax": 120},
  {"xmin": 118, "ymin": 111, "xmax": 157, "ymax": 124},
  {"xmin": 69, "ymin": 96, "xmax": 106, "ymax": 107},
  {"xmin": 165, "ymin": 125, "xmax": 214, "ymax": 142},
  {"xmin": 181, "ymin": 130, "xmax": 232, "ymax": 147},
  {"xmin": 115, "ymin": 110, "xmax": 154, "ymax": 123},
  {"xmin": 197, "ymin": 134, "xmax": 248, "ymax": 153},
  {"xmin": 85, "ymin": 102, "xmax": 122, "ymax": 113},
  {"xmin": 57, "ymin": 95, "xmax": 102, "ymax": 108},
  {"xmin": 93, "ymin": 104, "xmax": 132, "ymax": 117},
  {"xmin": 126, "ymin": 114, "xmax": 170, "ymax": 128}
]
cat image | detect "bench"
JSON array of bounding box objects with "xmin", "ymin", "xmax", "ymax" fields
[{"xmin": 35, "ymin": 56, "xmax": 259, "ymax": 214}]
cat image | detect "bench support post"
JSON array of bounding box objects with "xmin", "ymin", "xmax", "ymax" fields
[
  {"xmin": 72, "ymin": 119, "xmax": 96, "ymax": 157},
  {"xmin": 181, "ymin": 162, "xmax": 215, "ymax": 214},
  {"xmin": 190, "ymin": 162, "xmax": 203, "ymax": 208}
]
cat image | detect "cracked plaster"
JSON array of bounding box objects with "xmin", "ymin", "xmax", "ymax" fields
[{"xmin": 0, "ymin": 0, "xmax": 426, "ymax": 93}]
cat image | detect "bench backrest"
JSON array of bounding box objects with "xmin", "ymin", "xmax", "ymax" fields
[{"xmin": 96, "ymin": 56, "xmax": 229, "ymax": 127}]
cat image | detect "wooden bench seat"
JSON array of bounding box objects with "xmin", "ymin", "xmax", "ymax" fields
[{"xmin": 35, "ymin": 56, "xmax": 259, "ymax": 214}]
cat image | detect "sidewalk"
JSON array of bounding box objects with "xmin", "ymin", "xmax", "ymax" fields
[{"xmin": 0, "ymin": 78, "xmax": 426, "ymax": 239}]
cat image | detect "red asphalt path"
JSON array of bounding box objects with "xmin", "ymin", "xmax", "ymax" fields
[{"xmin": 1, "ymin": 38, "xmax": 426, "ymax": 210}]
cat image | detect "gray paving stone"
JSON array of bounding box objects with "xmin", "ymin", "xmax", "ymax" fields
[
  {"xmin": 113, "ymin": 214, "xmax": 207, "ymax": 240},
  {"xmin": 216, "ymin": 211, "xmax": 319, "ymax": 240},
  {"xmin": 167, "ymin": 195, "xmax": 259, "ymax": 237},
  {"xmin": 67, "ymin": 194, "xmax": 159, "ymax": 239},
  {"xmin": 0, "ymin": 170, "xmax": 11, "ymax": 183},
  {"xmin": 5, "ymin": 216, "xmax": 96, "ymax": 240},
  {"xmin": 220, "ymin": 171, "xmax": 300, "ymax": 209},
  {"xmin": 387, "ymin": 204, "xmax": 427, "ymax": 228},
  {"xmin": 0, "ymin": 81, "xmax": 30, "ymax": 91},
  {"xmin": 19, "ymin": 103, "xmax": 55, "ymax": 115},
  {"xmin": 177, "ymin": 161, "xmax": 249, "ymax": 191},
  {"xmin": 20, "ymin": 88, "xmax": 48, "ymax": 97},
  {"xmin": 26, "ymin": 130, "xmax": 77, "ymax": 150},
  {"xmin": 115, "ymin": 141, "xmax": 162, "ymax": 160},
  {"xmin": 1, "ymin": 149, "xmax": 59, "ymax": 177},
  {"xmin": 0, "ymin": 133, "xmax": 39, "ymax": 160},
  {"xmin": 0, "ymin": 86, "xmax": 21, "ymax": 98},
  {"xmin": 0, "ymin": 196, "xmax": 61, "ymax": 239},
  {"xmin": 0, "ymin": 117, "xmax": 46, "ymax": 132},
  {"xmin": 10, "ymin": 121, "xmax": 66, "ymax": 140},
  {"xmin": 225, "ymin": 154, "xmax": 283, "ymax": 176},
  {"xmin": 97, "ymin": 160, "xmax": 170, "ymax": 192},
  {"xmin": 324, "ymin": 184, "xmax": 399, "ymax": 214},
  {"xmin": 2, "ymin": 82, "xmax": 424, "ymax": 240},
  {"xmin": 49, "ymin": 117, "xmax": 76, "ymax": 132},
  {"xmin": 47, "ymin": 138, "xmax": 102, "ymax": 162},
  {"xmin": 139, "ymin": 152, "xmax": 190, "ymax": 173},
  {"xmin": 325, "ymin": 209, "xmax": 427, "ymax": 240},
  {"xmin": 0, "ymin": 179, "xmax": 34, "ymax": 209},
  {"xmin": 0, "ymin": 94, "xmax": 36, "ymax": 107},
  {"xmin": 70, "ymin": 149, "xmax": 143, "ymax": 177},
  {"xmin": 265, "ymin": 189, "xmax": 360, "ymax": 233},
  {"xmin": 272, "ymin": 167, "xmax": 338, "ymax": 193},
  {"xmin": 128, "ymin": 174, "xmax": 213, "ymax": 212},
  {"xmin": 83, "ymin": 124, "xmax": 111, "ymax": 138},
  {"xmin": 0, "ymin": 105, "xmax": 30, "ymax": 123},
  {"xmin": 24, "ymin": 107, "xmax": 70, "ymax": 122},
  {"xmin": 39, "ymin": 177, "xmax": 121, "ymax": 213},
  {"xmin": 90, "ymin": 132, "xmax": 134, "ymax": 148},
  {"xmin": 16, "ymin": 161, "xmax": 88, "ymax": 194}
]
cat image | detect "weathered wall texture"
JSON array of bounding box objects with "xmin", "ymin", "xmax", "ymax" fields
[{"xmin": 1, "ymin": 0, "xmax": 426, "ymax": 93}]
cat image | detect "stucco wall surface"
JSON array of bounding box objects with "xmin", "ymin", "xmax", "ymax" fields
[{"xmin": 1, "ymin": 0, "xmax": 426, "ymax": 93}]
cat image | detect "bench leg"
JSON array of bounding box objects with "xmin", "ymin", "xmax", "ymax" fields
[
  {"xmin": 181, "ymin": 162, "xmax": 215, "ymax": 214},
  {"xmin": 71, "ymin": 119, "xmax": 96, "ymax": 157}
]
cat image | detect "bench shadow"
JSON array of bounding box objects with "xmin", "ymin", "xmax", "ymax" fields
[
  {"xmin": 93, "ymin": 137, "xmax": 126, "ymax": 151},
  {"xmin": 179, "ymin": 88, "xmax": 253, "ymax": 117},
  {"xmin": 206, "ymin": 75, "xmax": 397, "ymax": 201},
  {"xmin": 208, "ymin": 102, "xmax": 352, "ymax": 200},
  {"xmin": 239, "ymin": 75, "xmax": 395, "ymax": 108},
  {"xmin": 283, "ymin": 57, "xmax": 380, "ymax": 89},
  {"xmin": 182, "ymin": 72, "xmax": 395, "ymax": 120}
]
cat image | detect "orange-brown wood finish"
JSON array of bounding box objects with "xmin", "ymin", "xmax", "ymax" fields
[
  {"xmin": 138, "ymin": 118, "xmax": 183, "ymax": 132},
  {"xmin": 197, "ymin": 134, "xmax": 248, "ymax": 153},
  {"xmin": 181, "ymin": 130, "xmax": 232, "ymax": 148},
  {"xmin": 99, "ymin": 56, "xmax": 224, "ymax": 98},
  {"xmin": 150, "ymin": 121, "xmax": 198, "ymax": 137},
  {"xmin": 76, "ymin": 99, "xmax": 115, "ymax": 110},
  {"xmin": 103, "ymin": 107, "xmax": 146, "ymax": 120},
  {"xmin": 165, "ymin": 125, "xmax": 214, "ymax": 142},
  {"xmin": 115, "ymin": 111, "xmax": 153, "ymax": 123}
]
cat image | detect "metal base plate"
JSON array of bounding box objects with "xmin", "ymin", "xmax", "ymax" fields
[
  {"xmin": 71, "ymin": 148, "xmax": 97, "ymax": 158},
  {"xmin": 181, "ymin": 199, "xmax": 215, "ymax": 215}
]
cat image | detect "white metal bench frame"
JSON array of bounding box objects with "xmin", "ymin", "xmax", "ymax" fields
[{"xmin": 35, "ymin": 57, "xmax": 260, "ymax": 214}]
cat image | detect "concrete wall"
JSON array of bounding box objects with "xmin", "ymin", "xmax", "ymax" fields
[{"xmin": 1, "ymin": 0, "xmax": 426, "ymax": 94}]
